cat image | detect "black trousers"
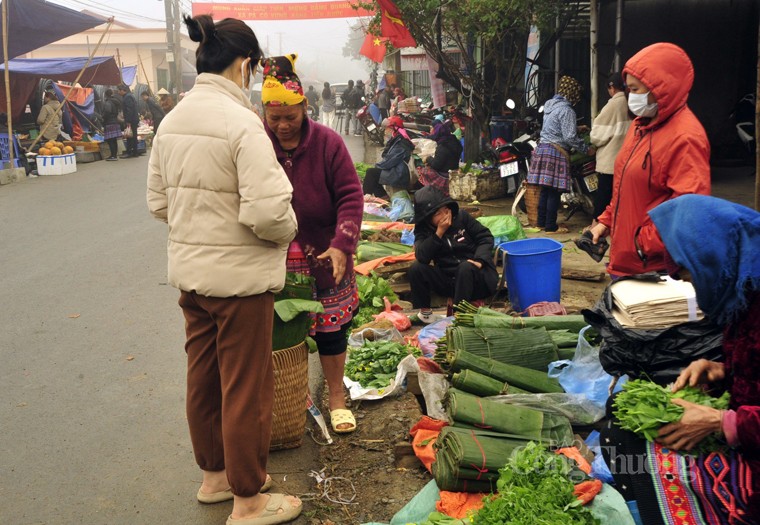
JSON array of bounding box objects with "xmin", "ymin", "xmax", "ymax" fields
[
  {"xmin": 593, "ymin": 172, "xmax": 613, "ymax": 219},
  {"xmin": 537, "ymin": 186, "xmax": 562, "ymax": 231},
  {"xmin": 125, "ymin": 121, "xmax": 139, "ymax": 156},
  {"xmin": 363, "ymin": 167, "xmax": 389, "ymax": 199},
  {"xmin": 409, "ymin": 260, "xmax": 499, "ymax": 308},
  {"xmin": 106, "ymin": 138, "xmax": 118, "ymax": 158}
]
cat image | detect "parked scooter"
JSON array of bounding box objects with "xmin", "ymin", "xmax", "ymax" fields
[
  {"xmin": 732, "ymin": 93, "xmax": 755, "ymax": 158},
  {"xmin": 562, "ymin": 151, "xmax": 597, "ymax": 219}
]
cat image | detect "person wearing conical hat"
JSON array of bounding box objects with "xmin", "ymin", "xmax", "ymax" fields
[
  {"xmin": 525, "ymin": 75, "xmax": 595, "ymax": 233},
  {"xmin": 261, "ymin": 54, "xmax": 364, "ymax": 435}
]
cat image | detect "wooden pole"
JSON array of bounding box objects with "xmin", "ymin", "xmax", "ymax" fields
[
  {"xmin": 138, "ymin": 54, "xmax": 151, "ymax": 94},
  {"xmin": 31, "ymin": 18, "xmax": 114, "ymax": 150},
  {"xmin": 3, "ymin": 0, "xmax": 15, "ymax": 168},
  {"xmin": 590, "ymin": 0, "xmax": 599, "ymax": 118}
]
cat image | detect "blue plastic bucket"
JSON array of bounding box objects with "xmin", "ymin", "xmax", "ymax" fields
[{"xmin": 499, "ymin": 238, "xmax": 563, "ymax": 313}]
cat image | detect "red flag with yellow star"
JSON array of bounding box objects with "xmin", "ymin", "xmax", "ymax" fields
[
  {"xmin": 377, "ymin": 0, "xmax": 417, "ymax": 48},
  {"xmin": 360, "ymin": 33, "xmax": 388, "ymax": 63}
]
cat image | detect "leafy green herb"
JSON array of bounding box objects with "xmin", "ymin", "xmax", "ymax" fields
[
  {"xmin": 473, "ymin": 442, "xmax": 599, "ymax": 525},
  {"xmin": 613, "ymin": 379, "xmax": 730, "ymax": 453},
  {"xmin": 273, "ymin": 299, "xmax": 324, "ymax": 323},
  {"xmin": 351, "ymin": 273, "xmax": 398, "ymax": 328},
  {"xmin": 354, "ymin": 162, "xmax": 372, "ymax": 180},
  {"xmin": 345, "ymin": 340, "xmax": 420, "ymax": 388}
]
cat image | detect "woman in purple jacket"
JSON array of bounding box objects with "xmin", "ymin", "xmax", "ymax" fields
[{"xmin": 260, "ymin": 55, "xmax": 364, "ymax": 434}]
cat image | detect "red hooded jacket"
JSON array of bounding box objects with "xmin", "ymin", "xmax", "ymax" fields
[{"xmin": 597, "ymin": 43, "xmax": 710, "ymax": 277}]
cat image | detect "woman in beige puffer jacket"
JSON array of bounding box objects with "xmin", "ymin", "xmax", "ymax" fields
[{"xmin": 147, "ymin": 14, "xmax": 302, "ymax": 525}]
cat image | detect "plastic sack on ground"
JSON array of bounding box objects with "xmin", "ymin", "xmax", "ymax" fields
[
  {"xmin": 589, "ymin": 484, "xmax": 637, "ymax": 525},
  {"xmin": 345, "ymin": 326, "xmax": 418, "ymax": 401},
  {"xmin": 486, "ymin": 392, "xmax": 605, "ymax": 425},
  {"xmin": 548, "ymin": 326, "xmax": 613, "ymax": 408},
  {"xmin": 584, "ymin": 430, "xmax": 614, "ymax": 484},
  {"xmin": 582, "ymin": 280, "xmax": 724, "ymax": 384},
  {"xmin": 360, "ymin": 480, "xmax": 441, "ymax": 525},
  {"xmin": 476, "ymin": 215, "xmax": 526, "ymax": 246},
  {"xmin": 417, "ymin": 316, "xmax": 455, "ymax": 357},
  {"xmin": 389, "ymin": 190, "xmax": 414, "ymax": 222},
  {"xmin": 401, "ymin": 228, "xmax": 415, "ymax": 246},
  {"xmin": 373, "ymin": 297, "xmax": 412, "ymax": 332},
  {"xmin": 418, "ymin": 370, "xmax": 450, "ymax": 421}
]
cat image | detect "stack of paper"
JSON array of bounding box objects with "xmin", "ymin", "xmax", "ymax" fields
[{"xmin": 610, "ymin": 276, "xmax": 704, "ymax": 329}]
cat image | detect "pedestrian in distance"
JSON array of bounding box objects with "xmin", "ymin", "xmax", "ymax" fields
[
  {"xmin": 147, "ymin": 13, "xmax": 302, "ymax": 525},
  {"xmin": 526, "ymin": 75, "xmax": 596, "ymax": 233},
  {"xmin": 589, "ymin": 71, "xmax": 631, "ymax": 221},
  {"xmin": 341, "ymin": 79, "xmax": 356, "ymax": 135},
  {"xmin": 320, "ymin": 81, "xmax": 336, "ymax": 130},
  {"xmin": 409, "ymin": 186, "xmax": 499, "ymax": 323},
  {"xmin": 157, "ymin": 87, "xmax": 175, "ymax": 114},
  {"xmin": 260, "ymin": 54, "xmax": 364, "ymax": 435},
  {"xmin": 376, "ymin": 84, "xmax": 391, "ymax": 120},
  {"xmin": 588, "ymin": 42, "xmax": 711, "ymax": 278},
  {"xmin": 117, "ymin": 83, "xmax": 139, "ymax": 158},
  {"xmin": 305, "ymin": 84, "xmax": 319, "ymax": 119},
  {"xmin": 101, "ymin": 89, "xmax": 122, "ymax": 161},
  {"xmin": 140, "ymin": 90, "xmax": 165, "ymax": 133},
  {"xmin": 351, "ymin": 80, "xmax": 366, "ymax": 135},
  {"xmin": 36, "ymin": 91, "xmax": 62, "ymax": 142}
]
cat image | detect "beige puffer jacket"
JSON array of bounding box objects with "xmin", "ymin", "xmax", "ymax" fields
[{"xmin": 147, "ymin": 73, "xmax": 297, "ymax": 298}]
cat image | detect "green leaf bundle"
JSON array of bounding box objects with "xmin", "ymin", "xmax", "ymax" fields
[
  {"xmin": 451, "ymin": 369, "xmax": 529, "ymax": 397},
  {"xmin": 613, "ymin": 379, "xmax": 730, "ymax": 452},
  {"xmin": 446, "ymin": 389, "xmax": 574, "ymax": 446},
  {"xmin": 442, "ymin": 348, "xmax": 564, "ymax": 394},
  {"xmin": 443, "ymin": 326, "xmax": 559, "ymax": 372}
]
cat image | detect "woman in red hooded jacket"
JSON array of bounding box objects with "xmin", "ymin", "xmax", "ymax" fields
[{"xmin": 589, "ymin": 43, "xmax": 710, "ymax": 278}]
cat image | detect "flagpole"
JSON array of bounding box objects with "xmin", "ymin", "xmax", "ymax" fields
[{"xmin": 3, "ymin": 0, "xmax": 15, "ymax": 169}]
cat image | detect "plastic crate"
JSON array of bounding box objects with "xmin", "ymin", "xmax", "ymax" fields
[{"xmin": 37, "ymin": 153, "xmax": 77, "ymax": 176}]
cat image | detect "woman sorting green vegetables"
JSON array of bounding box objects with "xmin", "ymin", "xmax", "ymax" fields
[{"xmin": 601, "ymin": 195, "xmax": 760, "ymax": 524}]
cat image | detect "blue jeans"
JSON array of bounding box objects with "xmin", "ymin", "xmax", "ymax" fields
[{"xmin": 537, "ymin": 186, "xmax": 561, "ymax": 231}]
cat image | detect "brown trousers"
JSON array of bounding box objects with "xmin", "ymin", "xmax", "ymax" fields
[{"xmin": 178, "ymin": 290, "xmax": 274, "ymax": 497}]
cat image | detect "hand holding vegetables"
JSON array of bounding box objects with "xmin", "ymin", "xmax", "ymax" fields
[
  {"xmin": 656, "ymin": 399, "xmax": 723, "ymax": 452},
  {"xmin": 672, "ymin": 359, "xmax": 726, "ymax": 392}
]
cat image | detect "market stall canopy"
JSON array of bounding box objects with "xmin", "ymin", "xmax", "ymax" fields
[
  {"xmin": 0, "ymin": 0, "xmax": 106, "ymax": 64},
  {"xmin": 0, "ymin": 56, "xmax": 121, "ymax": 119}
]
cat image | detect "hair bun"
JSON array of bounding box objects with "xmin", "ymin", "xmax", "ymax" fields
[{"xmin": 184, "ymin": 14, "xmax": 215, "ymax": 44}]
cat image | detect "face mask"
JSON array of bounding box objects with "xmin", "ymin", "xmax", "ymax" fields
[
  {"xmin": 240, "ymin": 58, "xmax": 254, "ymax": 98},
  {"xmin": 628, "ymin": 91, "xmax": 658, "ymax": 117}
]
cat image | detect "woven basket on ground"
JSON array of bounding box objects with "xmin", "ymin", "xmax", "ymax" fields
[
  {"xmin": 524, "ymin": 183, "xmax": 542, "ymax": 226},
  {"xmin": 270, "ymin": 341, "xmax": 309, "ymax": 451}
]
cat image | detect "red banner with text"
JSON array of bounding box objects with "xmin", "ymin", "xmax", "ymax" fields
[{"xmin": 192, "ymin": 2, "xmax": 373, "ymax": 20}]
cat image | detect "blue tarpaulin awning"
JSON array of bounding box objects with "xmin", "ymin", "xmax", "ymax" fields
[{"xmin": 0, "ymin": 0, "xmax": 105, "ymax": 64}]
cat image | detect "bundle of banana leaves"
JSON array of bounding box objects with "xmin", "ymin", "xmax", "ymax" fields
[
  {"xmin": 450, "ymin": 369, "xmax": 529, "ymax": 397},
  {"xmin": 439, "ymin": 325, "xmax": 558, "ymax": 371},
  {"xmin": 446, "ymin": 389, "xmax": 574, "ymax": 446},
  {"xmin": 436, "ymin": 348, "xmax": 564, "ymax": 394},
  {"xmin": 432, "ymin": 426, "xmax": 528, "ymax": 493}
]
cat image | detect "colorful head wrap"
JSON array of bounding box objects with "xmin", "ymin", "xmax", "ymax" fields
[
  {"xmin": 260, "ymin": 54, "xmax": 305, "ymax": 106},
  {"xmin": 557, "ymin": 75, "xmax": 582, "ymax": 105}
]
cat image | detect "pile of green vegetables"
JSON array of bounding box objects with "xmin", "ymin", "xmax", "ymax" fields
[
  {"xmin": 345, "ymin": 340, "xmax": 420, "ymax": 389},
  {"xmin": 473, "ymin": 442, "xmax": 599, "ymax": 525},
  {"xmin": 613, "ymin": 379, "xmax": 730, "ymax": 452},
  {"xmin": 354, "ymin": 162, "xmax": 372, "ymax": 180},
  {"xmin": 351, "ymin": 272, "xmax": 398, "ymax": 328}
]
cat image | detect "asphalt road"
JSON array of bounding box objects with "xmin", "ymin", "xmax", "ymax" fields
[{"xmin": 0, "ymin": 134, "xmax": 367, "ymax": 525}]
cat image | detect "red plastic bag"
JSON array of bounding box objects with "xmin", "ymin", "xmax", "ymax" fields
[{"xmin": 372, "ymin": 297, "xmax": 411, "ymax": 332}]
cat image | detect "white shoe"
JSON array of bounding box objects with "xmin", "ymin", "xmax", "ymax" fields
[{"xmin": 418, "ymin": 310, "xmax": 443, "ymax": 324}]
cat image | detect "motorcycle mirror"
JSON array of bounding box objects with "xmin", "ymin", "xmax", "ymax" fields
[
  {"xmin": 538, "ymin": 105, "xmax": 544, "ymax": 114},
  {"xmin": 505, "ymin": 99, "xmax": 516, "ymax": 110}
]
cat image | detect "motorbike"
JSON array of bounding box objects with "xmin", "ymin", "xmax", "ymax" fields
[
  {"xmin": 731, "ymin": 93, "xmax": 755, "ymax": 159},
  {"xmin": 356, "ymin": 104, "xmax": 385, "ymax": 145},
  {"xmin": 562, "ymin": 151, "xmax": 597, "ymax": 220}
]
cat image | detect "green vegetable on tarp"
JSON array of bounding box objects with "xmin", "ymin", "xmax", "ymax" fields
[
  {"xmin": 345, "ymin": 340, "xmax": 420, "ymax": 389},
  {"xmin": 451, "ymin": 369, "xmax": 529, "ymax": 397},
  {"xmin": 354, "ymin": 161, "xmax": 372, "ymax": 180},
  {"xmin": 473, "ymin": 442, "xmax": 599, "ymax": 524},
  {"xmin": 476, "ymin": 215, "xmax": 527, "ymax": 242},
  {"xmin": 356, "ymin": 241, "xmax": 414, "ymax": 263},
  {"xmin": 613, "ymin": 379, "xmax": 730, "ymax": 453},
  {"xmin": 273, "ymin": 299, "xmax": 324, "ymax": 323}
]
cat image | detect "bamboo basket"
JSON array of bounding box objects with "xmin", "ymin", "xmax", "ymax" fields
[
  {"xmin": 270, "ymin": 341, "xmax": 309, "ymax": 451},
  {"xmin": 524, "ymin": 183, "xmax": 542, "ymax": 226}
]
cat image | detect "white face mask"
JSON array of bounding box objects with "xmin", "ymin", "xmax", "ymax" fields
[
  {"xmin": 240, "ymin": 58, "xmax": 255, "ymax": 98},
  {"xmin": 628, "ymin": 91, "xmax": 658, "ymax": 118}
]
